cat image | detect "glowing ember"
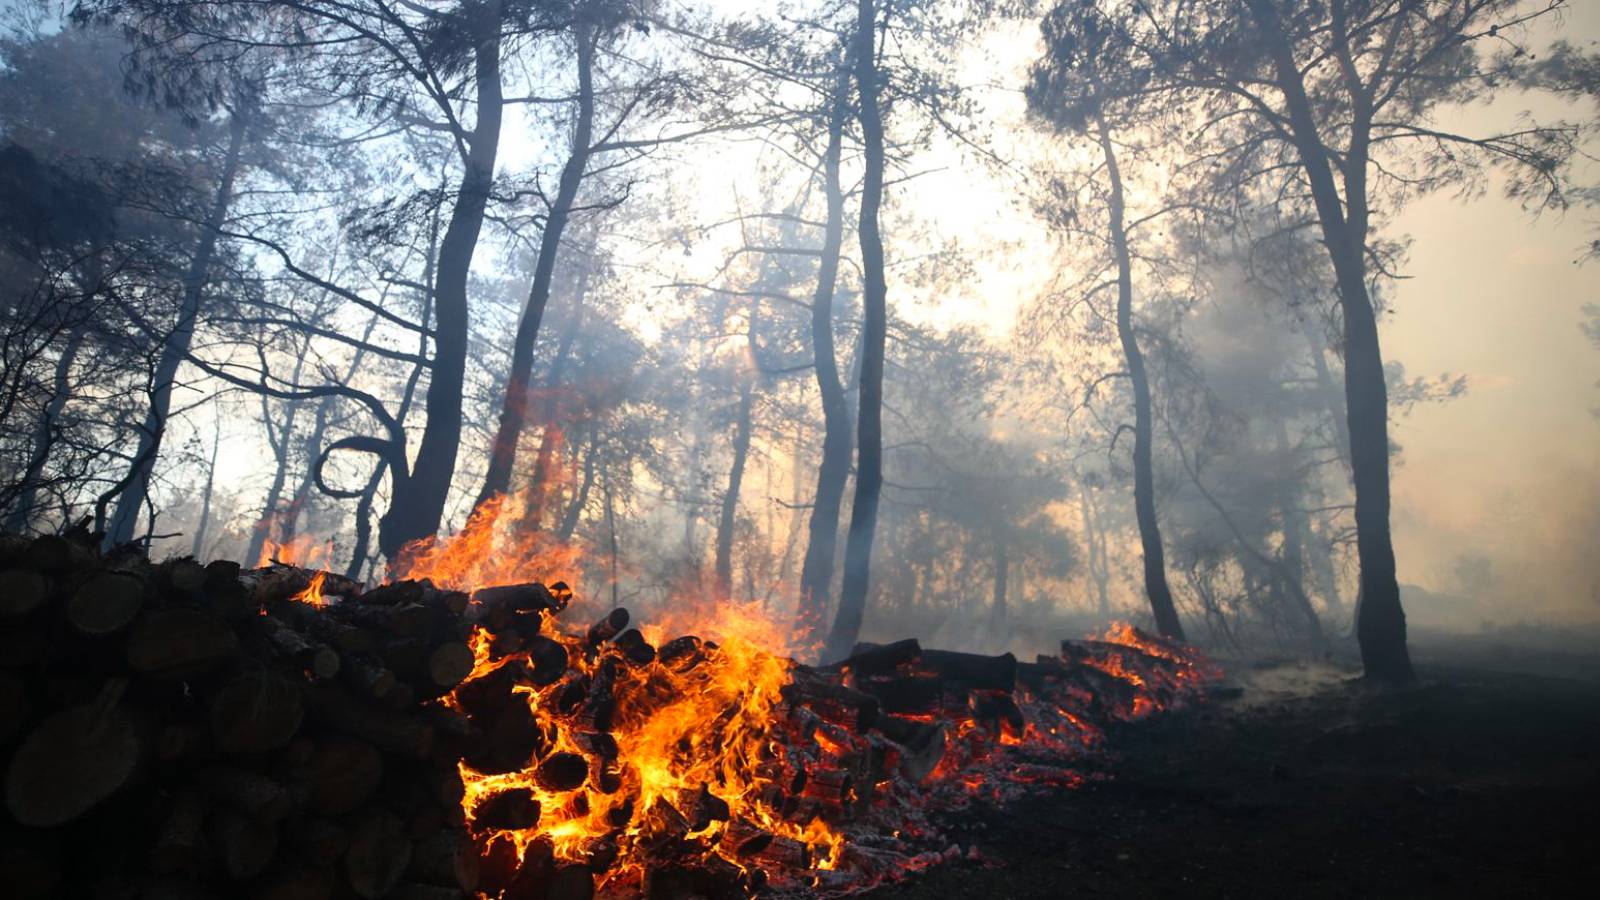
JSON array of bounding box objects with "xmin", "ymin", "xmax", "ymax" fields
[{"xmin": 440, "ymin": 590, "xmax": 1219, "ymax": 895}]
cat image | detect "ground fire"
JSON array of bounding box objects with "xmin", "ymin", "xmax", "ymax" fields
[{"xmin": 0, "ymin": 524, "xmax": 1214, "ymax": 899}]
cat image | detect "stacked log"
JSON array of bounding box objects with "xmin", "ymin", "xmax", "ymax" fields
[{"xmin": 0, "ymin": 531, "xmax": 477, "ymax": 900}]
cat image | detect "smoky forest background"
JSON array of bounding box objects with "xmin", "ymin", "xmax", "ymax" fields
[{"xmin": 3, "ymin": 0, "xmax": 1599, "ymax": 682}]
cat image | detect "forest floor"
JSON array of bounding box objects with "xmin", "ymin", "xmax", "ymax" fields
[{"xmin": 865, "ymin": 642, "xmax": 1600, "ymax": 898}]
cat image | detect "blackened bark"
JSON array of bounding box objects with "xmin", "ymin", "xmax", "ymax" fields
[
  {"xmin": 796, "ymin": 68, "xmax": 852, "ymax": 640},
  {"xmin": 1094, "ymin": 115, "xmax": 1184, "ymax": 641},
  {"xmin": 378, "ymin": 2, "xmax": 503, "ymax": 561},
  {"xmin": 1247, "ymin": 0, "xmax": 1413, "ymax": 682},
  {"xmin": 475, "ymin": 21, "xmax": 595, "ymax": 513},
  {"xmin": 103, "ymin": 113, "xmax": 247, "ymax": 549},
  {"xmin": 823, "ymin": 0, "xmax": 888, "ymax": 664}
]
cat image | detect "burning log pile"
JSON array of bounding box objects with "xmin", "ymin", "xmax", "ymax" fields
[
  {"xmin": 0, "ymin": 528, "xmax": 1217, "ymax": 900},
  {"xmin": 446, "ymin": 592, "xmax": 1217, "ymax": 897}
]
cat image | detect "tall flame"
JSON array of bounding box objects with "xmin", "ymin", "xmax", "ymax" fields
[
  {"xmin": 393, "ymin": 489, "xmax": 584, "ymax": 591},
  {"xmin": 290, "ymin": 571, "xmax": 329, "ymax": 607},
  {"xmin": 257, "ymin": 533, "xmax": 334, "ymax": 569}
]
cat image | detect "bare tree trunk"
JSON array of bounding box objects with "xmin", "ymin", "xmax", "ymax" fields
[
  {"xmin": 1275, "ymin": 419, "xmax": 1328, "ymax": 650},
  {"xmin": 773, "ymin": 421, "xmax": 806, "ymax": 588},
  {"xmin": 1094, "ymin": 115, "xmax": 1183, "ymax": 640},
  {"xmin": 6, "ymin": 324, "xmax": 86, "ymax": 532},
  {"xmin": 682, "ymin": 383, "xmax": 706, "ymax": 558},
  {"xmin": 518, "ymin": 261, "xmax": 590, "ymax": 534},
  {"xmin": 190, "ymin": 418, "xmax": 222, "ymax": 558},
  {"xmin": 556, "ymin": 430, "xmax": 596, "ymax": 540},
  {"xmin": 378, "ymin": 1, "xmax": 503, "ymax": 561},
  {"xmin": 1078, "ymin": 483, "xmax": 1112, "ymax": 619},
  {"xmin": 246, "ymin": 396, "xmax": 292, "ymax": 564},
  {"xmin": 1248, "ymin": 0, "xmax": 1412, "ymax": 682},
  {"xmin": 714, "ymin": 382, "xmax": 754, "ymax": 598},
  {"xmin": 477, "ymin": 22, "xmax": 594, "ymax": 513},
  {"xmin": 1298, "ymin": 323, "xmax": 1347, "ymax": 615},
  {"xmin": 1302, "ymin": 321, "xmax": 1352, "ymax": 472},
  {"xmin": 347, "ymin": 206, "xmax": 439, "ymax": 581},
  {"xmin": 796, "ymin": 68, "xmax": 852, "ymax": 640},
  {"xmin": 823, "ymin": 0, "xmax": 888, "ymax": 663},
  {"xmin": 603, "ymin": 476, "xmax": 620, "ymax": 609},
  {"xmin": 244, "ymin": 343, "xmax": 311, "ymax": 565},
  {"xmin": 103, "ymin": 112, "xmax": 247, "ymax": 549}
]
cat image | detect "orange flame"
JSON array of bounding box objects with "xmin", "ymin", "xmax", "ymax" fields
[
  {"xmin": 290, "ymin": 571, "xmax": 329, "ymax": 607},
  {"xmin": 392, "ymin": 489, "xmax": 584, "ymax": 591},
  {"xmin": 257, "ymin": 533, "xmax": 334, "ymax": 569},
  {"xmin": 452, "ymin": 598, "xmax": 846, "ymax": 892}
]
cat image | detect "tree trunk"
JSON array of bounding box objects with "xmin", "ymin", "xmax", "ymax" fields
[
  {"xmin": 475, "ymin": 21, "xmax": 594, "ymax": 514},
  {"xmin": 556, "ymin": 430, "xmax": 596, "ymax": 540},
  {"xmin": 1078, "ymin": 483, "xmax": 1112, "ymax": 619},
  {"xmin": 348, "ymin": 207, "xmax": 439, "ymax": 581},
  {"xmin": 245, "ymin": 345, "xmax": 310, "ymax": 565},
  {"xmin": 6, "ymin": 324, "xmax": 86, "ymax": 532},
  {"xmin": 1298, "ymin": 324, "xmax": 1347, "ymax": 615},
  {"xmin": 518, "ymin": 261, "xmax": 589, "ymax": 535},
  {"xmin": 190, "ymin": 419, "xmax": 222, "ymax": 558},
  {"xmin": 103, "ymin": 113, "xmax": 247, "ymax": 549},
  {"xmin": 1247, "ymin": 0, "xmax": 1413, "ymax": 682},
  {"xmin": 1302, "ymin": 321, "xmax": 1352, "ymax": 472},
  {"xmin": 603, "ymin": 477, "xmax": 620, "ymax": 609},
  {"xmin": 714, "ymin": 383, "xmax": 754, "ymax": 598},
  {"xmin": 1274, "ymin": 419, "xmax": 1328, "ymax": 650},
  {"xmin": 796, "ymin": 67, "xmax": 852, "ymax": 641},
  {"xmin": 280, "ymin": 313, "xmax": 380, "ymax": 555},
  {"xmin": 1094, "ymin": 115, "xmax": 1183, "ymax": 641},
  {"xmin": 377, "ymin": 2, "xmax": 503, "ymax": 562},
  {"xmin": 823, "ymin": 0, "xmax": 887, "ymax": 664}
]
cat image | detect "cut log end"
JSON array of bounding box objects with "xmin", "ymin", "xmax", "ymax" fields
[{"xmin": 4, "ymin": 695, "xmax": 141, "ymax": 827}]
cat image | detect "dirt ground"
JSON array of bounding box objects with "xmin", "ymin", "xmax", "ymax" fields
[{"xmin": 866, "ymin": 649, "xmax": 1600, "ymax": 898}]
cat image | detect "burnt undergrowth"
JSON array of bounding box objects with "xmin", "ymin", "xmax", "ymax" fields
[{"xmin": 868, "ymin": 652, "xmax": 1600, "ymax": 898}]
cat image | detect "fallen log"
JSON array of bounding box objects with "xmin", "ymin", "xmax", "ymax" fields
[
  {"xmin": 833, "ymin": 638, "xmax": 922, "ymax": 676},
  {"xmin": 917, "ymin": 648, "xmax": 1017, "ymax": 692},
  {"xmin": 781, "ymin": 669, "xmax": 879, "ymax": 731}
]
